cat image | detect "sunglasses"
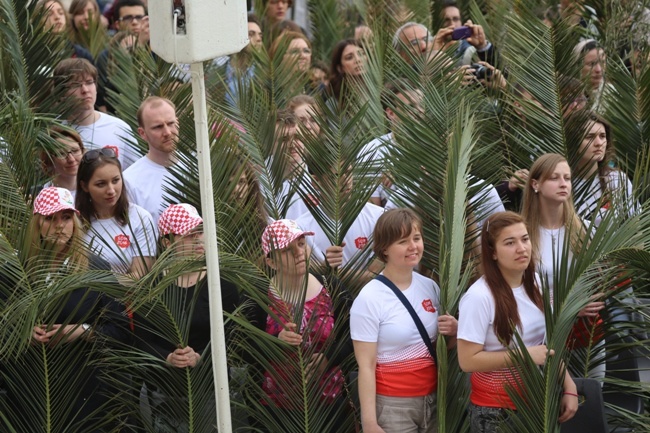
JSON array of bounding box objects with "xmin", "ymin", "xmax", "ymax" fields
[{"xmin": 82, "ymin": 147, "xmax": 117, "ymax": 163}]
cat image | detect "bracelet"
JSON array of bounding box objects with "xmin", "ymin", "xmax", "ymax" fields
[{"xmin": 563, "ymin": 392, "xmax": 579, "ymax": 397}]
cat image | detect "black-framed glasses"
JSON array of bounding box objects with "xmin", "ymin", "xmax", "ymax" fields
[
  {"xmin": 54, "ymin": 147, "xmax": 83, "ymax": 159},
  {"xmin": 67, "ymin": 79, "xmax": 96, "ymax": 90},
  {"xmin": 82, "ymin": 148, "xmax": 117, "ymax": 163},
  {"xmin": 119, "ymin": 14, "xmax": 146, "ymax": 22}
]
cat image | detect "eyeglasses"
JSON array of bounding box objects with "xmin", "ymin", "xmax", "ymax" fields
[
  {"xmin": 55, "ymin": 147, "xmax": 82, "ymax": 159},
  {"xmin": 119, "ymin": 14, "xmax": 146, "ymax": 22},
  {"xmin": 67, "ymin": 79, "xmax": 96, "ymax": 90},
  {"xmin": 82, "ymin": 147, "xmax": 117, "ymax": 163},
  {"xmin": 288, "ymin": 48, "xmax": 312, "ymax": 55}
]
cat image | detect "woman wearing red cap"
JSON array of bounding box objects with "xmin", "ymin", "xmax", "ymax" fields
[
  {"xmin": 131, "ymin": 203, "xmax": 239, "ymax": 432},
  {"xmin": 1, "ymin": 187, "xmax": 129, "ymax": 432},
  {"xmin": 242, "ymin": 218, "xmax": 354, "ymax": 432}
]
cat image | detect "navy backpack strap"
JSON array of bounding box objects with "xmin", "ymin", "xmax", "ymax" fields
[{"xmin": 375, "ymin": 275, "xmax": 438, "ymax": 365}]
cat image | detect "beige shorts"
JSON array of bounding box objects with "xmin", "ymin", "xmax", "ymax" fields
[{"xmin": 376, "ymin": 392, "xmax": 438, "ymax": 433}]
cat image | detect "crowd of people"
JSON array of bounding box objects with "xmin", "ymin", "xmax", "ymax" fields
[{"xmin": 1, "ymin": 0, "xmax": 649, "ymax": 432}]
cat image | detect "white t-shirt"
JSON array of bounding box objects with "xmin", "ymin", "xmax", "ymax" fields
[
  {"xmin": 458, "ymin": 276, "xmax": 545, "ymax": 408},
  {"xmin": 384, "ymin": 178, "xmax": 505, "ymax": 228},
  {"xmin": 537, "ymin": 226, "xmax": 571, "ymax": 300},
  {"xmin": 351, "ymin": 272, "xmax": 440, "ymax": 396},
  {"xmin": 42, "ymin": 181, "xmax": 76, "ymax": 201},
  {"xmin": 72, "ymin": 112, "xmax": 139, "ymax": 170},
  {"xmin": 360, "ymin": 133, "xmax": 392, "ymax": 200},
  {"xmin": 296, "ymin": 202, "xmax": 384, "ymax": 268},
  {"xmin": 123, "ymin": 156, "xmax": 178, "ymax": 224},
  {"xmin": 351, "ymin": 272, "xmax": 440, "ymax": 353},
  {"xmin": 83, "ymin": 204, "xmax": 157, "ymax": 273},
  {"xmin": 458, "ymin": 276, "xmax": 546, "ymax": 352},
  {"xmin": 573, "ymin": 171, "xmax": 639, "ymax": 227},
  {"xmin": 281, "ymin": 179, "xmax": 310, "ymax": 221}
]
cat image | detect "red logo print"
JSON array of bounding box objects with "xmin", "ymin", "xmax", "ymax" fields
[
  {"xmin": 104, "ymin": 145, "xmax": 119, "ymax": 157},
  {"xmin": 115, "ymin": 234, "xmax": 131, "ymax": 249},
  {"xmin": 354, "ymin": 237, "xmax": 368, "ymax": 249},
  {"xmin": 422, "ymin": 299, "xmax": 436, "ymax": 313}
]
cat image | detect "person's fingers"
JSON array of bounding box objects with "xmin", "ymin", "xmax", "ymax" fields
[{"xmin": 549, "ymin": 349, "xmax": 555, "ymax": 357}]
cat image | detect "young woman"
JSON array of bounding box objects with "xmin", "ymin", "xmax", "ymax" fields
[
  {"xmin": 76, "ymin": 147, "xmax": 156, "ymax": 277},
  {"xmin": 327, "ymin": 39, "xmax": 367, "ymax": 105},
  {"xmin": 521, "ymin": 153, "xmax": 605, "ymax": 375},
  {"xmin": 35, "ymin": 0, "xmax": 95, "ymax": 62},
  {"xmin": 567, "ymin": 111, "xmax": 638, "ymax": 227},
  {"xmin": 351, "ymin": 208, "xmax": 457, "ymax": 433},
  {"xmin": 457, "ymin": 211, "xmax": 578, "ymax": 433},
  {"xmin": 3, "ymin": 187, "xmax": 129, "ymax": 432},
  {"xmin": 41, "ymin": 126, "xmax": 85, "ymax": 198},
  {"xmin": 68, "ymin": 0, "xmax": 108, "ymax": 56},
  {"xmin": 244, "ymin": 219, "xmax": 354, "ymax": 432},
  {"xmin": 133, "ymin": 203, "xmax": 240, "ymax": 432},
  {"xmin": 287, "ymin": 94, "xmax": 321, "ymax": 138},
  {"xmin": 574, "ymin": 39, "xmax": 609, "ymax": 111}
]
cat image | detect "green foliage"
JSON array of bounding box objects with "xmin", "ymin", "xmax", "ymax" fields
[{"xmin": 1, "ymin": 0, "xmax": 650, "ymax": 432}]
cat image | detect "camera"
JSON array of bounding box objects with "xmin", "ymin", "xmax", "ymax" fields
[{"xmin": 471, "ymin": 63, "xmax": 493, "ymax": 80}]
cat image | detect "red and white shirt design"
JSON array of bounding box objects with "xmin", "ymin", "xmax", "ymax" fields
[
  {"xmin": 263, "ymin": 286, "xmax": 343, "ymax": 408},
  {"xmin": 458, "ymin": 276, "xmax": 546, "ymax": 409},
  {"xmin": 351, "ymin": 273, "xmax": 441, "ymax": 397}
]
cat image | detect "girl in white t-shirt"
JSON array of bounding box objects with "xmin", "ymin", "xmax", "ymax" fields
[
  {"xmin": 521, "ymin": 154, "xmax": 605, "ymax": 374},
  {"xmin": 76, "ymin": 147, "xmax": 156, "ymax": 277},
  {"xmin": 566, "ymin": 111, "xmax": 639, "ymax": 226},
  {"xmin": 351, "ymin": 208, "xmax": 457, "ymax": 433},
  {"xmin": 457, "ymin": 211, "xmax": 578, "ymax": 433}
]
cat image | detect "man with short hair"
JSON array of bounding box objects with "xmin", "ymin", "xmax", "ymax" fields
[
  {"xmin": 123, "ymin": 96, "xmax": 181, "ymax": 224},
  {"xmin": 393, "ymin": 12, "xmax": 497, "ymax": 68},
  {"xmin": 97, "ymin": 0, "xmax": 149, "ymax": 112},
  {"xmin": 263, "ymin": 109, "xmax": 309, "ymax": 220},
  {"xmin": 53, "ymin": 58, "xmax": 138, "ymax": 169},
  {"xmin": 113, "ymin": 0, "xmax": 147, "ymax": 35}
]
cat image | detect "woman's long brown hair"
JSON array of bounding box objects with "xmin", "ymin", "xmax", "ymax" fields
[{"xmin": 480, "ymin": 211, "xmax": 543, "ymax": 346}]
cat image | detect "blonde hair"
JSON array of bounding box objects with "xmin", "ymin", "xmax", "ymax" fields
[
  {"xmin": 521, "ymin": 153, "xmax": 586, "ymax": 261},
  {"xmin": 28, "ymin": 211, "xmax": 89, "ymax": 271}
]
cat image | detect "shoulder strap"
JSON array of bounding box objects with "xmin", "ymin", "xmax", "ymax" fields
[{"xmin": 375, "ymin": 275, "xmax": 437, "ymax": 365}]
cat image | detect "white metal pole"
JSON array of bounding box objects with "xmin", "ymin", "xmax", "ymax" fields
[{"xmin": 189, "ymin": 61, "xmax": 232, "ymax": 433}]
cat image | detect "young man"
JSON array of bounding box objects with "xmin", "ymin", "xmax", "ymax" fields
[
  {"xmin": 123, "ymin": 96, "xmax": 182, "ymax": 223},
  {"xmin": 96, "ymin": 0, "xmax": 149, "ymax": 112},
  {"xmin": 53, "ymin": 58, "xmax": 138, "ymax": 169}
]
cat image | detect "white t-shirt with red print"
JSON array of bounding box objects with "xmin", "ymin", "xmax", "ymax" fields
[
  {"xmin": 83, "ymin": 204, "xmax": 157, "ymax": 273},
  {"xmin": 458, "ymin": 276, "xmax": 546, "ymax": 409},
  {"xmin": 296, "ymin": 202, "xmax": 384, "ymax": 268},
  {"xmin": 72, "ymin": 112, "xmax": 139, "ymax": 170},
  {"xmin": 350, "ymin": 272, "xmax": 440, "ymax": 397}
]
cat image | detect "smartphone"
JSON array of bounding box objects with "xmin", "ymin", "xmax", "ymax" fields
[{"xmin": 451, "ymin": 26, "xmax": 472, "ymax": 40}]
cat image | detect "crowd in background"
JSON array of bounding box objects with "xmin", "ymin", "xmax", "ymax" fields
[{"xmin": 1, "ymin": 0, "xmax": 650, "ymax": 432}]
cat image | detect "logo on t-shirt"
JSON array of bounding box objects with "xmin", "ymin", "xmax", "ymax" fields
[
  {"xmin": 422, "ymin": 299, "xmax": 436, "ymax": 313},
  {"xmin": 114, "ymin": 234, "xmax": 131, "ymax": 249},
  {"xmin": 104, "ymin": 145, "xmax": 119, "ymax": 157},
  {"xmin": 354, "ymin": 237, "xmax": 368, "ymax": 249}
]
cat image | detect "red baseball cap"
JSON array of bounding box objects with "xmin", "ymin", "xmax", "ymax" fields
[
  {"xmin": 33, "ymin": 187, "xmax": 79, "ymax": 216},
  {"xmin": 262, "ymin": 219, "xmax": 314, "ymax": 256},
  {"xmin": 158, "ymin": 203, "xmax": 203, "ymax": 236}
]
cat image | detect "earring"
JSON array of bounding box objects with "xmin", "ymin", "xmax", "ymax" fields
[{"xmin": 534, "ymin": 189, "xmax": 538, "ymax": 194}]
